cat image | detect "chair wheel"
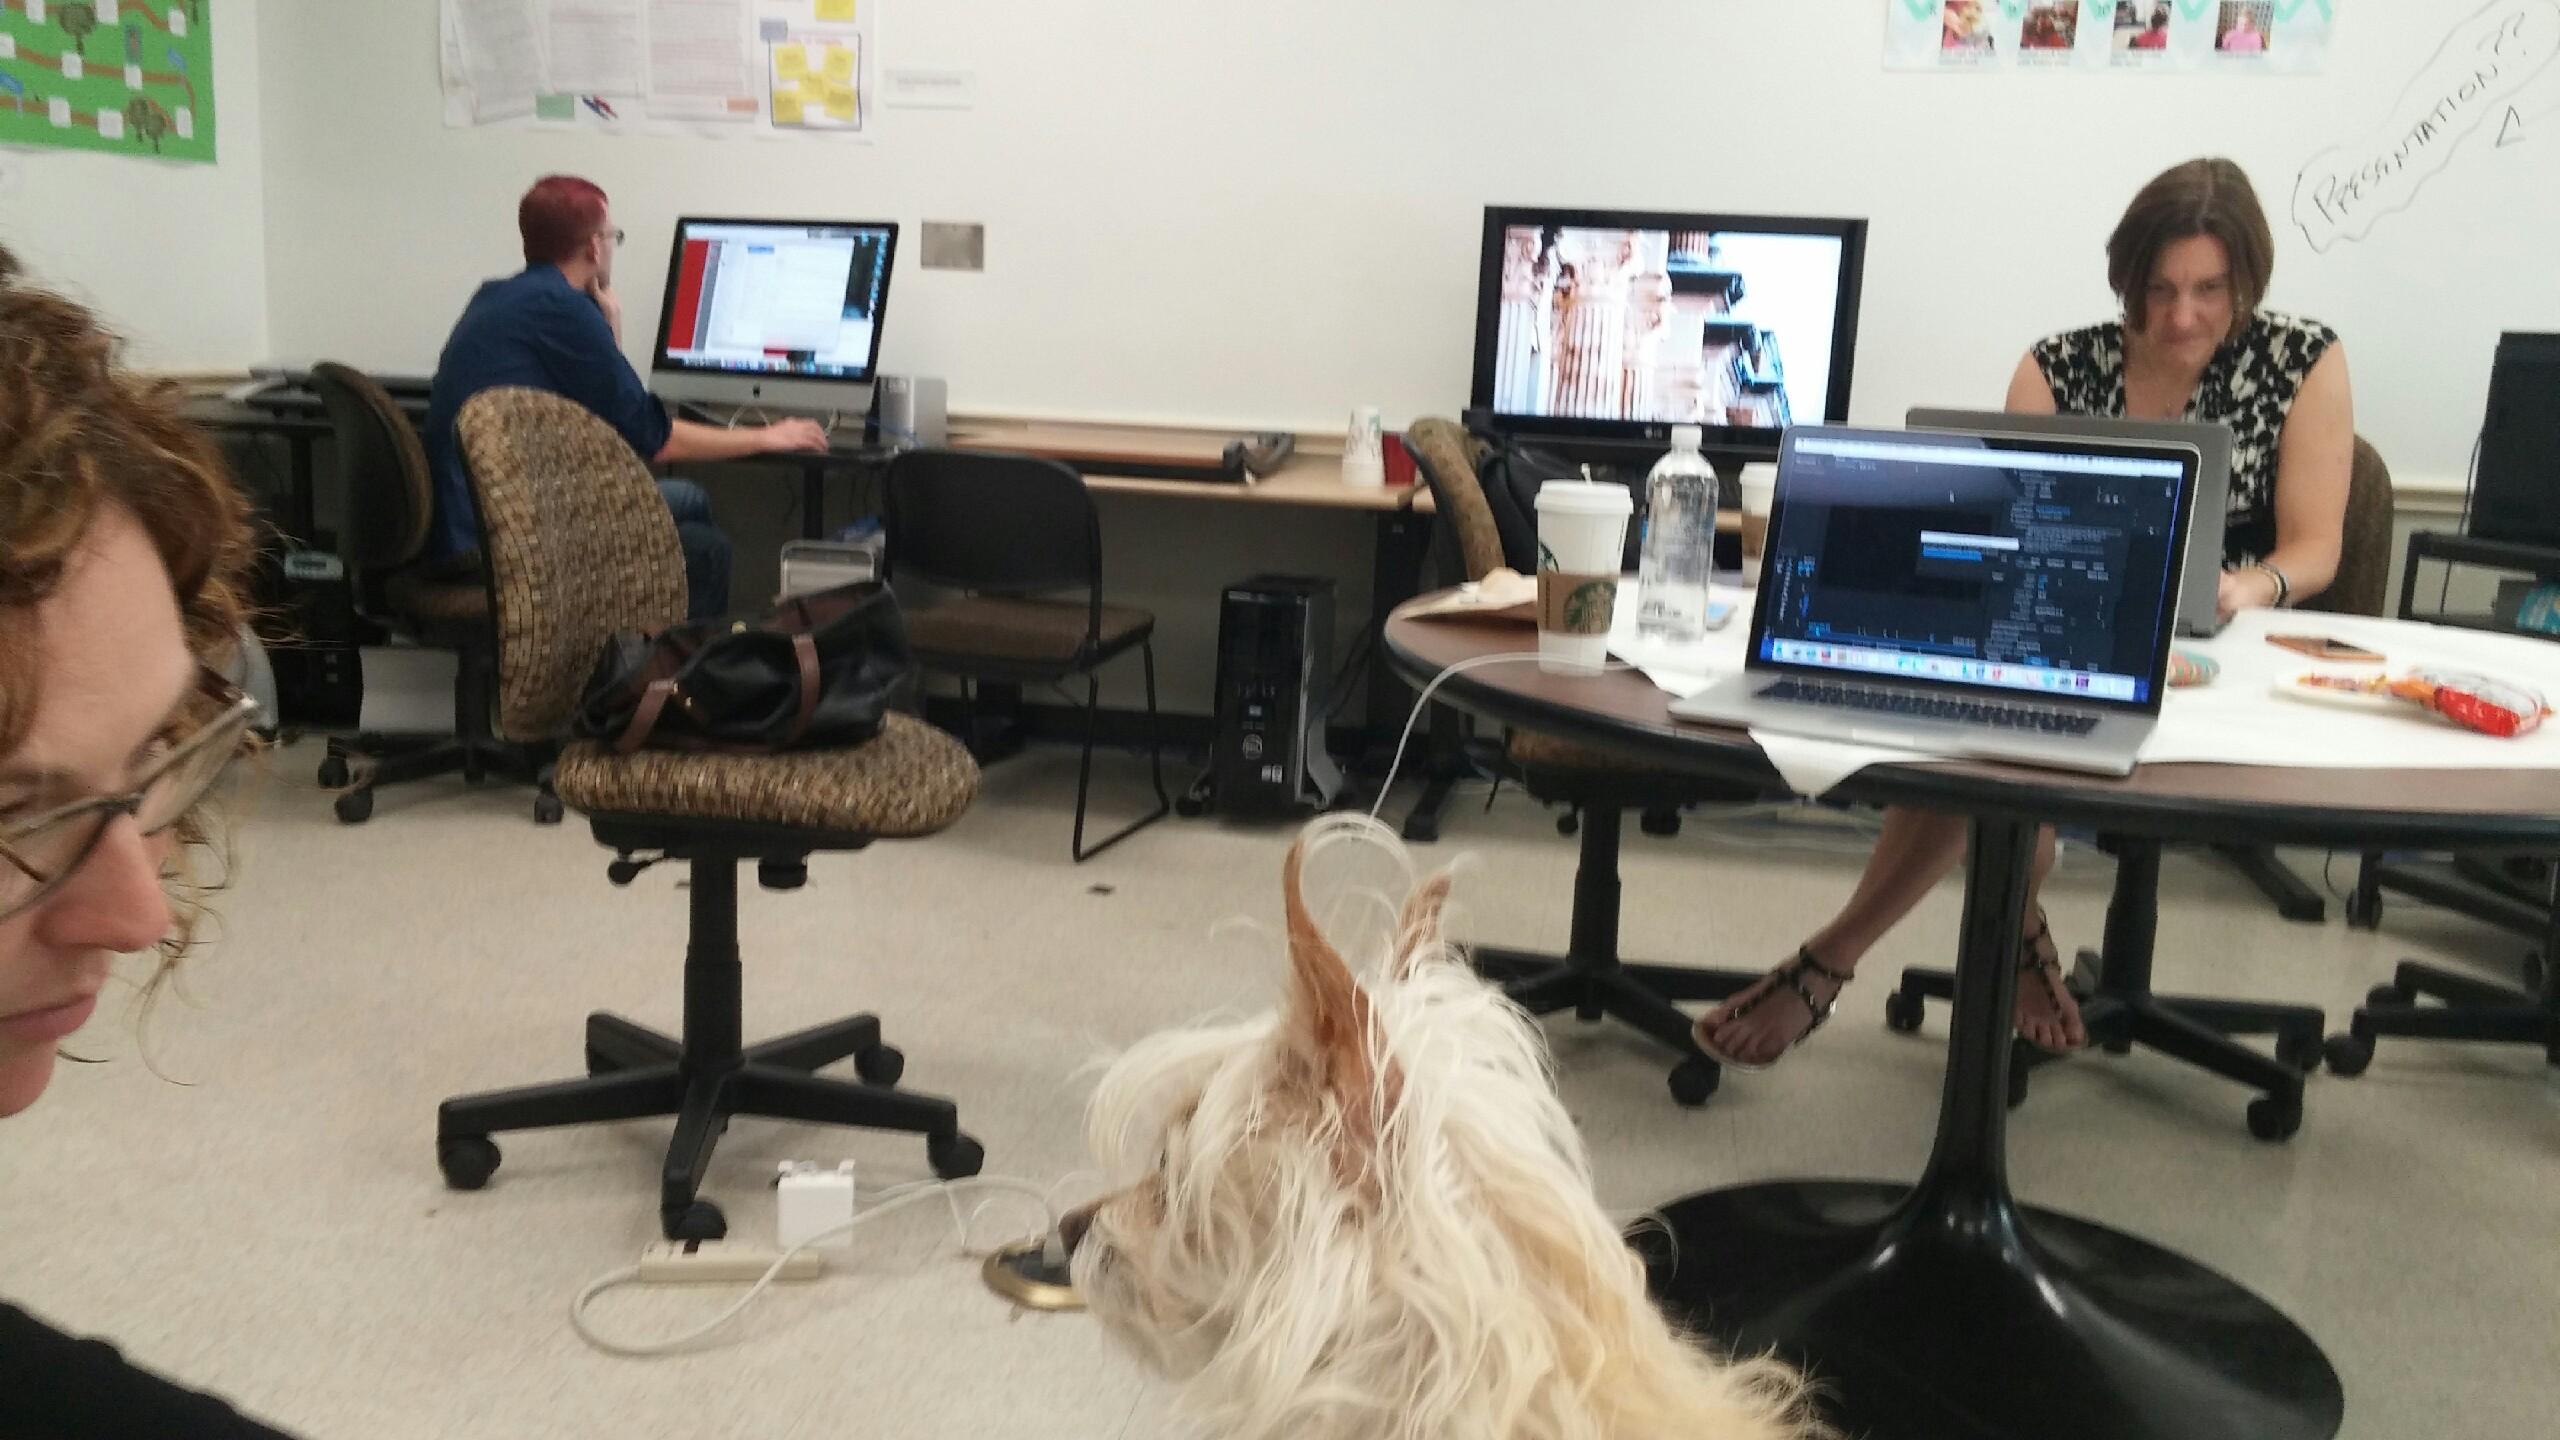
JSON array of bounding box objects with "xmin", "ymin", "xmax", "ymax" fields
[
  {"xmin": 2006, "ymin": 1062, "xmax": 2031, "ymax": 1110},
  {"xmin": 533, "ymin": 792, "xmax": 564, "ymax": 825},
  {"xmin": 665, "ymin": 1200, "xmax": 727, "ymax": 1242},
  {"xmin": 437, "ymin": 1134, "xmax": 501, "ymax": 1191},
  {"xmin": 2322, "ymin": 1033, "xmax": 2373, "ymax": 1078},
  {"xmin": 333, "ymin": 788, "xmax": 374, "ymax": 824},
  {"xmin": 2276, "ymin": 1029, "xmax": 2323, "ymax": 1073},
  {"xmin": 1639, "ymin": 808, "xmax": 1682, "ymax": 838},
  {"xmin": 2101, "ymin": 1034, "xmax": 2134, "ymax": 1056},
  {"xmin": 2364, "ymin": 982, "xmax": 2413, "ymax": 1009},
  {"xmin": 1175, "ymin": 795, "xmax": 1207, "ymax": 818},
  {"xmin": 2246, "ymin": 1094, "xmax": 2303, "ymax": 1142},
  {"xmin": 1555, "ymin": 812, "xmax": 1580, "ymax": 837},
  {"xmin": 854, "ymin": 1044, "xmax": 905, "ymax": 1087},
  {"xmin": 1882, "ymin": 989, "xmax": 1927, "ymax": 1034},
  {"xmin": 317, "ymin": 754, "xmax": 351, "ymax": 788},
  {"xmin": 928, "ymin": 1131, "xmax": 985, "ymax": 1181},
  {"xmin": 1667, "ymin": 1057, "xmax": 1720, "ymax": 1107},
  {"xmin": 2344, "ymin": 888, "xmax": 2382, "ymax": 930}
]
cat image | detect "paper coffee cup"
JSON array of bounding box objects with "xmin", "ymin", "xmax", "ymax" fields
[
  {"xmin": 1738, "ymin": 463, "xmax": 1778, "ymax": 560},
  {"xmin": 1534, "ymin": 480, "xmax": 1632, "ymax": 675},
  {"xmin": 1342, "ymin": 405, "xmax": 1386, "ymax": 488}
]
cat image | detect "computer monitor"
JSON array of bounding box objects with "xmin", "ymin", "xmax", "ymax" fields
[
  {"xmin": 650, "ymin": 217, "xmax": 898, "ymax": 414},
  {"xmin": 1469, "ymin": 206, "xmax": 1867, "ymax": 460}
]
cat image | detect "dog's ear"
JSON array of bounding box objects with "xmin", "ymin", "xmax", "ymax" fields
[
  {"xmin": 1386, "ymin": 870, "xmax": 1455, "ymax": 981},
  {"xmin": 1280, "ymin": 835, "xmax": 1395, "ymax": 1144}
]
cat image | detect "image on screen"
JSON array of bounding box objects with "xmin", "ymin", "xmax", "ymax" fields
[
  {"xmin": 1486, "ymin": 224, "xmax": 1847, "ymax": 429},
  {"xmin": 659, "ymin": 221, "xmax": 892, "ymax": 379}
]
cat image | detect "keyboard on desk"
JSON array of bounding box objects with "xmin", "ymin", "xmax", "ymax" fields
[{"xmin": 1757, "ymin": 678, "xmax": 2101, "ymax": 735}]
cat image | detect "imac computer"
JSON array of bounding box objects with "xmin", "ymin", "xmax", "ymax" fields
[
  {"xmin": 650, "ymin": 217, "xmax": 898, "ymax": 415},
  {"xmin": 1469, "ymin": 205, "xmax": 1867, "ymax": 461}
]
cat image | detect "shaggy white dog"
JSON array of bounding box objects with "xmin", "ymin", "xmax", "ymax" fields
[{"xmin": 1066, "ymin": 816, "xmax": 1823, "ymax": 1440}]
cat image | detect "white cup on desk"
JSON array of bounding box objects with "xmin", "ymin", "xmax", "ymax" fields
[
  {"xmin": 1342, "ymin": 405, "xmax": 1386, "ymax": 489},
  {"xmin": 1534, "ymin": 480, "xmax": 1632, "ymax": 675}
]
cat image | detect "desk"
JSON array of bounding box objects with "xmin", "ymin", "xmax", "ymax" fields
[
  {"xmin": 183, "ymin": 394, "xmax": 403, "ymax": 543},
  {"xmin": 1384, "ymin": 606, "xmax": 2560, "ymax": 1440}
]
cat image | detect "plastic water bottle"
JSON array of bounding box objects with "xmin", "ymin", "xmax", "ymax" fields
[{"xmin": 1637, "ymin": 424, "xmax": 1715, "ymax": 643}]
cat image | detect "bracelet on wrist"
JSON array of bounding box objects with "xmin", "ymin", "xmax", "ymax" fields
[{"xmin": 2250, "ymin": 560, "xmax": 2290, "ymax": 608}]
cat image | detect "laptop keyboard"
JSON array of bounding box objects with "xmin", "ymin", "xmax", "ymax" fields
[{"xmin": 1758, "ymin": 678, "xmax": 2101, "ymax": 735}]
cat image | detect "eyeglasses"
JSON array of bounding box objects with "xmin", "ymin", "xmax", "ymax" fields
[
  {"xmin": 0, "ymin": 668, "xmax": 259, "ymax": 924},
  {"xmin": 604, "ymin": 228, "xmax": 627, "ymax": 248}
]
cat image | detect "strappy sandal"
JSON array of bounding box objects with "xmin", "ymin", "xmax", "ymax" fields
[
  {"xmin": 2016, "ymin": 907, "xmax": 2085, "ymax": 1056},
  {"xmin": 1693, "ymin": 946, "xmax": 1855, "ymax": 1073}
]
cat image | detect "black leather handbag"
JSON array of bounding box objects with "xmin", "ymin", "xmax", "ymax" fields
[{"xmin": 574, "ymin": 581, "xmax": 913, "ymax": 754}]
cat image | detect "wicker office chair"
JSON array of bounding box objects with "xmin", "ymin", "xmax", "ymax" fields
[
  {"xmin": 1406, "ymin": 419, "xmax": 1761, "ymax": 1106},
  {"xmin": 433, "ymin": 389, "xmax": 985, "ymax": 1242},
  {"xmin": 1886, "ymin": 437, "xmax": 2400, "ymax": 1141},
  {"xmin": 304, "ymin": 362, "xmax": 552, "ymax": 825},
  {"xmin": 885, "ymin": 449, "xmax": 1170, "ymax": 862}
]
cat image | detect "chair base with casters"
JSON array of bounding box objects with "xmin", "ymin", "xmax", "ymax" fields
[
  {"xmin": 436, "ymin": 815, "xmax": 983, "ymax": 1241},
  {"xmin": 2323, "ymin": 952, "xmax": 2560, "ymax": 1077},
  {"xmin": 1884, "ymin": 837, "xmax": 2324, "ymax": 1142},
  {"xmin": 319, "ymin": 638, "xmax": 562, "ymax": 826},
  {"xmin": 1472, "ymin": 742, "xmax": 1762, "ymax": 1107}
]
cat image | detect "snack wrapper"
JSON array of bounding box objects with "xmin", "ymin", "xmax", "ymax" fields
[{"xmin": 2290, "ymin": 667, "xmax": 2551, "ymax": 738}]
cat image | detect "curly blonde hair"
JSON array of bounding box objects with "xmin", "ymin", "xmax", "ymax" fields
[{"xmin": 0, "ymin": 245, "xmax": 261, "ymax": 994}]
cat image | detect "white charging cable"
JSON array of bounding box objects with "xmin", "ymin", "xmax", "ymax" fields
[
  {"xmin": 1366, "ymin": 651, "xmax": 1636, "ymax": 823},
  {"xmin": 569, "ymin": 1172, "xmax": 1084, "ymax": 1358}
]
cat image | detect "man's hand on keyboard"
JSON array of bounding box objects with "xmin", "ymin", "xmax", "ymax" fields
[{"xmin": 759, "ymin": 417, "xmax": 830, "ymax": 454}]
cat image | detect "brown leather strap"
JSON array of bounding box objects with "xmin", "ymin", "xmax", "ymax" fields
[
  {"xmin": 618, "ymin": 678, "xmax": 679, "ymax": 754},
  {"xmin": 783, "ymin": 633, "xmax": 821, "ymax": 747}
]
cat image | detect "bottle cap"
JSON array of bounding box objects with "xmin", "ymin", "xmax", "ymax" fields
[{"xmin": 1671, "ymin": 424, "xmax": 1704, "ymax": 452}]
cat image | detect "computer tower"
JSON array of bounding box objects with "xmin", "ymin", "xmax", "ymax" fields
[
  {"xmin": 2467, "ymin": 332, "xmax": 2560, "ymax": 547},
  {"xmin": 1210, "ymin": 575, "xmax": 1344, "ymax": 816}
]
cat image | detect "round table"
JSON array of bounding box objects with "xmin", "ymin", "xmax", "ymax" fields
[{"xmin": 1385, "ymin": 608, "xmax": 2560, "ymax": 1440}]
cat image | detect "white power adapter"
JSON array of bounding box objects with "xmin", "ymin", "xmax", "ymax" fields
[{"xmin": 776, "ymin": 1160, "xmax": 859, "ymax": 1252}]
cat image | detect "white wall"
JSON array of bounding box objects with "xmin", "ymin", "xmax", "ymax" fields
[
  {"xmin": 0, "ymin": 0, "xmax": 267, "ymax": 368},
  {"xmin": 254, "ymin": 0, "xmax": 2559, "ymax": 493}
]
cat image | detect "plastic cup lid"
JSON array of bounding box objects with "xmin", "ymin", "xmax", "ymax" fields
[{"xmin": 1534, "ymin": 480, "xmax": 1632, "ymax": 516}]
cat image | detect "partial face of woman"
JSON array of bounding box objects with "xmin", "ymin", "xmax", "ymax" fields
[
  {"xmin": 0, "ymin": 507, "xmax": 193, "ymax": 1118},
  {"xmin": 2132, "ymin": 233, "xmax": 2237, "ymax": 374}
]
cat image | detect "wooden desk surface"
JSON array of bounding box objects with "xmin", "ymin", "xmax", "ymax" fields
[{"xmin": 948, "ymin": 420, "xmax": 1430, "ymax": 514}]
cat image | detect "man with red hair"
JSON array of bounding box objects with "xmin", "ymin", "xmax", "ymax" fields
[{"xmin": 423, "ymin": 175, "xmax": 827, "ymax": 619}]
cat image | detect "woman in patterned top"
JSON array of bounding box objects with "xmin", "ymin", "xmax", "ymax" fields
[{"xmin": 1696, "ymin": 157, "xmax": 2355, "ymax": 1070}]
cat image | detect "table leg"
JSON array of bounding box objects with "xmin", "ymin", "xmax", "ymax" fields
[{"xmin": 1645, "ymin": 815, "xmax": 2341, "ymax": 1440}]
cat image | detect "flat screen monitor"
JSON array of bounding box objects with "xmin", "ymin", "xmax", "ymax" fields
[
  {"xmin": 651, "ymin": 216, "xmax": 898, "ymax": 413},
  {"xmin": 1469, "ymin": 206, "xmax": 1867, "ymax": 459}
]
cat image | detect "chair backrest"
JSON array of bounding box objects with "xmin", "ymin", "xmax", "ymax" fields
[
  {"xmin": 1405, "ymin": 418, "xmax": 1508, "ymax": 584},
  {"xmin": 2298, "ymin": 436, "xmax": 2396, "ymax": 617},
  {"xmin": 884, "ymin": 448, "xmax": 1103, "ymax": 627},
  {"xmin": 307, "ymin": 361, "xmax": 434, "ymax": 575},
  {"xmin": 456, "ymin": 387, "xmax": 688, "ymax": 742}
]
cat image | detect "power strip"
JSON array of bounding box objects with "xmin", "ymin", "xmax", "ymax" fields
[{"xmin": 638, "ymin": 1241, "xmax": 826, "ymax": 1285}]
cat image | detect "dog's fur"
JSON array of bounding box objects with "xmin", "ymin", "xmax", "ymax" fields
[{"xmin": 1070, "ymin": 816, "xmax": 1822, "ymax": 1440}]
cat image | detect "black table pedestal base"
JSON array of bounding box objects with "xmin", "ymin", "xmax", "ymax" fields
[{"xmin": 1645, "ymin": 1180, "xmax": 2341, "ymax": 1440}]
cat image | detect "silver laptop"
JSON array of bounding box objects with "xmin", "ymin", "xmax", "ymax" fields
[
  {"xmin": 1671, "ymin": 424, "xmax": 2198, "ymax": 777},
  {"xmin": 1909, "ymin": 407, "xmax": 2233, "ymax": 637}
]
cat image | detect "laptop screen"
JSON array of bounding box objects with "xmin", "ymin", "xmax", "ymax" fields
[{"xmin": 1752, "ymin": 427, "xmax": 2194, "ymax": 710}]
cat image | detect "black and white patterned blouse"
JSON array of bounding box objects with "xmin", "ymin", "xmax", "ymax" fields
[{"xmin": 2031, "ymin": 311, "xmax": 2338, "ymax": 564}]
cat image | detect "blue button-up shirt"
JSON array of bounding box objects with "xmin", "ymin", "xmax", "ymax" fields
[{"xmin": 422, "ymin": 264, "xmax": 674, "ymax": 560}]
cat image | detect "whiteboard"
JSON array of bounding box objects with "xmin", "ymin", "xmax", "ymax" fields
[{"xmin": 255, "ymin": 0, "xmax": 2560, "ymax": 491}]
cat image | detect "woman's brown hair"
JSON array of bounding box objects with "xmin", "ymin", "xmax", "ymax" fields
[
  {"xmin": 0, "ymin": 245, "xmax": 261, "ymax": 995},
  {"xmin": 2106, "ymin": 157, "xmax": 2275, "ymax": 340}
]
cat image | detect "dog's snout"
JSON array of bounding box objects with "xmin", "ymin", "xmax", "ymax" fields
[{"xmin": 1058, "ymin": 1201, "xmax": 1098, "ymax": 1256}]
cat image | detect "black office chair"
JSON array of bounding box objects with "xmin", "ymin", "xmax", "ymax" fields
[
  {"xmin": 304, "ymin": 362, "xmax": 555, "ymax": 825},
  {"xmin": 1406, "ymin": 418, "xmax": 1764, "ymax": 1106},
  {"xmin": 884, "ymin": 449, "xmax": 1171, "ymax": 862},
  {"xmin": 1878, "ymin": 441, "xmax": 2403, "ymax": 1142},
  {"xmin": 433, "ymin": 390, "xmax": 986, "ymax": 1242}
]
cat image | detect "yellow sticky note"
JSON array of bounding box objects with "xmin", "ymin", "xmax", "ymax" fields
[
  {"xmin": 824, "ymin": 82, "xmax": 857, "ymax": 120},
  {"xmin": 774, "ymin": 44, "xmax": 809, "ymax": 80},
  {"xmin": 816, "ymin": 0, "xmax": 857, "ymax": 19},
  {"xmin": 773, "ymin": 92, "xmax": 805, "ymax": 124},
  {"xmin": 822, "ymin": 46, "xmax": 855, "ymax": 82},
  {"xmin": 799, "ymin": 74, "xmax": 828, "ymax": 102}
]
